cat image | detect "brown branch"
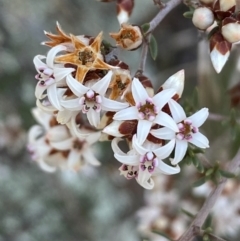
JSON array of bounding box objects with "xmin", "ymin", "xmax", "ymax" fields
[
  {"xmin": 177, "ymin": 149, "xmax": 240, "ymax": 241},
  {"xmin": 136, "ymin": 0, "xmax": 182, "ymax": 74},
  {"xmin": 147, "ymin": 0, "xmax": 182, "ymax": 34},
  {"xmin": 136, "ymin": 34, "xmax": 150, "ymax": 75}
]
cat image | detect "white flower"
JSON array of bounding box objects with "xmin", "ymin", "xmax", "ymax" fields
[
  {"xmin": 34, "ymin": 45, "xmax": 75, "ymax": 110},
  {"xmin": 27, "ymin": 107, "xmax": 101, "ymax": 172},
  {"xmin": 151, "ymin": 99, "xmax": 209, "ymax": 165},
  {"xmin": 113, "ymin": 78, "xmax": 178, "ymax": 145},
  {"xmin": 112, "ymin": 135, "xmax": 180, "ymax": 189},
  {"xmin": 60, "ymin": 70, "xmax": 129, "ymax": 127}
]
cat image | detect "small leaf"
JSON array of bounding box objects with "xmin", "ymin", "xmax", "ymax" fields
[
  {"xmin": 205, "ymin": 168, "xmax": 214, "ymax": 176},
  {"xmin": 181, "ymin": 208, "xmax": 195, "ymax": 218},
  {"xmin": 192, "ymin": 156, "xmax": 199, "ymax": 167},
  {"xmin": 192, "ymin": 176, "xmax": 206, "ymax": 187},
  {"xmin": 183, "ymin": 11, "xmax": 193, "ymax": 18},
  {"xmin": 149, "ymin": 35, "xmax": 158, "ymax": 60},
  {"xmin": 202, "ymin": 214, "xmax": 213, "ymax": 230},
  {"xmin": 196, "ymin": 161, "xmax": 205, "ymax": 173},
  {"xmin": 219, "ymin": 170, "xmax": 236, "ymax": 178},
  {"xmin": 141, "ymin": 23, "xmax": 150, "ymax": 34}
]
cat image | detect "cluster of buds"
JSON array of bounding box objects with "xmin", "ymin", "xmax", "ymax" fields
[
  {"xmin": 28, "ymin": 21, "xmax": 209, "ymax": 189},
  {"xmin": 192, "ymin": 0, "xmax": 239, "ymax": 73}
]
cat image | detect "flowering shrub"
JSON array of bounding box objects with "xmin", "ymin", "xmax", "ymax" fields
[{"xmin": 26, "ymin": 0, "xmax": 240, "ymax": 240}]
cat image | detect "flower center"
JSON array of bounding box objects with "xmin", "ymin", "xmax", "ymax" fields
[
  {"xmin": 119, "ymin": 164, "xmax": 138, "ymax": 180},
  {"xmin": 79, "ymin": 89, "xmax": 102, "ymax": 113},
  {"xmin": 120, "ymin": 30, "xmax": 134, "ymax": 40},
  {"xmin": 36, "ymin": 67, "xmax": 55, "ymax": 86},
  {"xmin": 78, "ymin": 49, "xmax": 95, "ymax": 66},
  {"xmin": 140, "ymin": 152, "xmax": 158, "ymax": 173},
  {"xmin": 137, "ymin": 98, "xmax": 158, "ymax": 121},
  {"xmin": 176, "ymin": 119, "xmax": 199, "ymax": 140},
  {"xmin": 73, "ymin": 139, "xmax": 86, "ymax": 151}
]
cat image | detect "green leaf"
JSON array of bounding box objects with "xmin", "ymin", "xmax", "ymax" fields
[
  {"xmin": 149, "ymin": 35, "xmax": 158, "ymax": 60},
  {"xmin": 181, "ymin": 208, "xmax": 195, "ymax": 218},
  {"xmin": 141, "ymin": 23, "xmax": 150, "ymax": 34},
  {"xmin": 219, "ymin": 170, "xmax": 236, "ymax": 178},
  {"xmin": 196, "ymin": 161, "xmax": 205, "ymax": 173},
  {"xmin": 205, "ymin": 168, "xmax": 214, "ymax": 176},
  {"xmin": 183, "ymin": 11, "xmax": 193, "ymax": 18},
  {"xmin": 192, "ymin": 156, "xmax": 199, "ymax": 167},
  {"xmin": 192, "ymin": 176, "xmax": 206, "ymax": 187}
]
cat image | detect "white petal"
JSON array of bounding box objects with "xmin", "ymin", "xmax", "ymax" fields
[
  {"xmin": 102, "ymin": 120, "xmax": 124, "ymax": 137},
  {"xmin": 31, "ymin": 107, "xmax": 51, "ymax": 129},
  {"xmin": 113, "ymin": 106, "xmax": 139, "ymax": 120},
  {"xmin": 66, "ymin": 74, "xmax": 89, "ymax": 97},
  {"xmin": 111, "ymin": 138, "xmax": 126, "ymax": 155},
  {"xmin": 85, "ymin": 131, "xmax": 101, "ymax": 145},
  {"xmin": 168, "ymin": 99, "xmax": 186, "ymax": 123},
  {"xmin": 82, "ymin": 148, "xmax": 101, "ymax": 166},
  {"xmin": 47, "ymin": 84, "xmax": 63, "ymax": 110},
  {"xmin": 188, "ymin": 132, "xmax": 209, "ymax": 148},
  {"xmin": 210, "ymin": 47, "xmax": 230, "ymax": 73},
  {"xmin": 92, "ymin": 70, "xmax": 113, "ymax": 95},
  {"xmin": 50, "ymin": 138, "xmax": 73, "ymax": 150},
  {"xmin": 47, "ymin": 125, "xmax": 70, "ymax": 142},
  {"xmin": 36, "ymin": 99, "xmax": 56, "ymax": 112},
  {"xmin": 161, "ymin": 69, "xmax": 184, "ymax": 98},
  {"xmin": 60, "ymin": 98, "xmax": 81, "ymax": 111},
  {"xmin": 132, "ymin": 78, "xmax": 149, "ymax": 103},
  {"xmin": 56, "ymin": 109, "xmax": 74, "ymax": 125},
  {"xmin": 114, "ymin": 153, "xmax": 140, "ymax": 165},
  {"xmin": 33, "ymin": 55, "xmax": 47, "ymax": 70},
  {"xmin": 150, "ymin": 127, "xmax": 175, "ymax": 140},
  {"xmin": 35, "ymin": 81, "xmax": 48, "ymax": 99},
  {"xmin": 137, "ymin": 169, "xmax": 152, "ymax": 189},
  {"xmin": 67, "ymin": 150, "xmax": 82, "ymax": 171},
  {"xmin": 87, "ymin": 108, "xmax": 100, "ymax": 127},
  {"xmin": 53, "ymin": 67, "xmax": 75, "ymax": 81},
  {"xmin": 39, "ymin": 159, "xmax": 57, "ymax": 173},
  {"xmin": 155, "ymin": 111, "xmax": 178, "ymax": 132},
  {"xmin": 153, "ymin": 88, "xmax": 176, "ymax": 110},
  {"xmin": 154, "ymin": 139, "xmax": 175, "ymax": 159},
  {"xmin": 171, "ymin": 139, "xmax": 188, "ymax": 165},
  {"xmin": 101, "ymin": 97, "xmax": 129, "ymax": 111},
  {"xmin": 136, "ymin": 177, "xmax": 154, "ymax": 189},
  {"xmin": 154, "ymin": 160, "xmax": 180, "ymax": 174},
  {"xmin": 188, "ymin": 108, "xmax": 209, "ymax": 127},
  {"xmin": 132, "ymin": 134, "xmax": 148, "ymax": 155},
  {"xmin": 28, "ymin": 125, "xmax": 43, "ymax": 142},
  {"xmin": 137, "ymin": 120, "xmax": 152, "ymax": 145},
  {"xmin": 68, "ymin": 114, "xmax": 90, "ymax": 138},
  {"xmin": 47, "ymin": 45, "xmax": 67, "ymax": 68}
]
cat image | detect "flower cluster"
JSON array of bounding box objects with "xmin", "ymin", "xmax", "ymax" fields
[
  {"xmin": 192, "ymin": 0, "xmax": 239, "ymax": 73},
  {"xmin": 28, "ymin": 22, "xmax": 209, "ymax": 189}
]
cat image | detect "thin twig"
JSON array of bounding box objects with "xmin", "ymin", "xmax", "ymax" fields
[
  {"xmin": 136, "ymin": 35, "xmax": 150, "ymax": 75},
  {"xmin": 177, "ymin": 149, "xmax": 240, "ymax": 241},
  {"xmin": 197, "ymin": 153, "xmax": 213, "ymax": 168},
  {"xmin": 147, "ymin": 0, "xmax": 182, "ymax": 34},
  {"xmin": 136, "ymin": 0, "xmax": 182, "ymax": 74},
  {"xmin": 208, "ymin": 112, "xmax": 240, "ymax": 124}
]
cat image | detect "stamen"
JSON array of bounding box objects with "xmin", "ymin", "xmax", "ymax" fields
[{"xmin": 86, "ymin": 89, "xmax": 95, "ymax": 98}]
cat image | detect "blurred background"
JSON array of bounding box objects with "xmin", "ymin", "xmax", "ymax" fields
[{"xmin": 1, "ymin": 0, "xmax": 240, "ymax": 240}]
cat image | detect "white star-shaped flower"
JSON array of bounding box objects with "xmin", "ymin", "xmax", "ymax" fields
[
  {"xmin": 113, "ymin": 78, "xmax": 178, "ymax": 144},
  {"xmin": 60, "ymin": 70, "xmax": 129, "ymax": 127},
  {"xmin": 34, "ymin": 45, "xmax": 75, "ymax": 110},
  {"xmin": 151, "ymin": 99, "xmax": 209, "ymax": 165},
  {"xmin": 112, "ymin": 135, "xmax": 180, "ymax": 189}
]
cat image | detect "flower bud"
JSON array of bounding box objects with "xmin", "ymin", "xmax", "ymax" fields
[
  {"xmin": 161, "ymin": 69, "xmax": 185, "ymax": 99},
  {"xmin": 222, "ymin": 22, "xmax": 240, "ymax": 43},
  {"xmin": 110, "ymin": 23, "xmax": 143, "ymax": 50},
  {"xmin": 219, "ymin": 0, "xmax": 235, "ymax": 12},
  {"xmin": 117, "ymin": 0, "xmax": 134, "ymax": 25},
  {"xmin": 192, "ymin": 7, "xmax": 214, "ymax": 30}
]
